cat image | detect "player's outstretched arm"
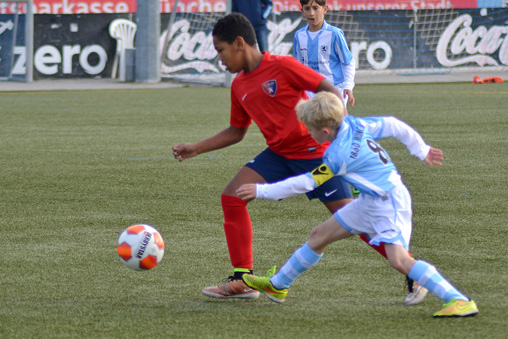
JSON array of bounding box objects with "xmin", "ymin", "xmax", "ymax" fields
[
  {"xmin": 237, "ymin": 173, "xmax": 316, "ymax": 201},
  {"xmin": 374, "ymin": 117, "xmax": 444, "ymax": 166},
  {"xmin": 372, "ymin": 117, "xmax": 431, "ymax": 161},
  {"xmin": 423, "ymin": 147, "xmax": 444, "ymax": 166},
  {"xmin": 172, "ymin": 126, "xmax": 247, "ymax": 162},
  {"xmin": 236, "ymin": 184, "xmax": 257, "ymax": 200},
  {"xmin": 172, "ymin": 142, "xmax": 198, "ymax": 162}
]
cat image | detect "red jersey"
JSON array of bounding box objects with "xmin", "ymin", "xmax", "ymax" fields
[{"xmin": 230, "ymin": 52, "xmax": 328, "ymax": 159}]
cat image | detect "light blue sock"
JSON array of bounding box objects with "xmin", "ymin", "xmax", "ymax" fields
[
  {"xmin": 271, "ymin": 242, "xmax": 323, "ymax": 289},
  {"xmin": 408, "ymin": 260, "xmax": 468, "ymax": 303}
]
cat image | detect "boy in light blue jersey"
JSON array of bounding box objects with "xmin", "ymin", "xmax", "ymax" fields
[
  {"xmin": 295, "ymin": 0, "xmax": 427, "ymax": 306},
  {"xmin": 294, "ymin": 0, "xmax": 355, "ymax": 106},
  {"xmin": 237, "ymin": 92, "xmax": 478, "ymax": 318}
]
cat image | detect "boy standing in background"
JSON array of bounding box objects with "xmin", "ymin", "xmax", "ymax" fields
[
  {"xmin": 294, "ymin": 0, "xmax": 356, "ymax": 107},
  {"xmin": 233, "ymin": 0, "xmax": 273, "ymax": 52}
]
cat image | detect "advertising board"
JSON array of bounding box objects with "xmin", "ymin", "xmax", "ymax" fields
[
  {"xmin": 1, "ymin": 8, "xmax": 507, "ymax": 79},
  {"xmin": 0, "ymin": 0, "xmax": 489, "ymax": 14}
]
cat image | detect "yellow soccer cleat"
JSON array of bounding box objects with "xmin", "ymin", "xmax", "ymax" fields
[
  {"xmin": 433, "ymin": 299, "xmax": 479, "ymax": 318},
  {"xmin": 242, "ymin": 274, "xmax": 288, "ymax": 304}
]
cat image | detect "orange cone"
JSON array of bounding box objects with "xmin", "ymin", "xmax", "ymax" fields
[
  {"xmin": 473, "ymin": 76, "xmax": 483, "ymax": 84},
  {"xmin": 482, "ymin": 77, "xmax": 503, "ymax": 83}
]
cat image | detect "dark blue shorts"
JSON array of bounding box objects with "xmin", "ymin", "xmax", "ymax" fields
[{"xmin": 245, "ymin": 148, "xmax": 352, "ymax": 202}]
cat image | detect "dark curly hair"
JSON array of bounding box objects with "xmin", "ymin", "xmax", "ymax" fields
[
  {"xmin": 212, "ymin": 13, "xmax": 257, "ymax": 46},
  {"xmin": 300, "ymin": 0, "xmax": 327, "ymax": 6}
]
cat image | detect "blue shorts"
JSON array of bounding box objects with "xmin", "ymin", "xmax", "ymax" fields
[{"xmin": 245, "ymin": 148, "xmax": 352, "ymax": 202}]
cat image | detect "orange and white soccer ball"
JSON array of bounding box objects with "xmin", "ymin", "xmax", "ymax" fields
[{"xmin": 117, "ymin": 224, "xmax": 165, "ymax": 271}]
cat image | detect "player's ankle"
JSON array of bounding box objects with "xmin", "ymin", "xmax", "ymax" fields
[{"xmin": 233, "ymin": 269, "xmax": 253, "ymax": 280}]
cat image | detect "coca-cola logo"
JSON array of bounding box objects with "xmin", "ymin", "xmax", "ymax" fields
[
  {"xmin": 160, "ymin": 17, "xmax": 302, "ymax": 75},
  {"xmin": 436, "ymin": 14, "xmax": 508, "ymax": 67},
  {"xmin": 160, "ymin": 19, "xmax": 219, "ymax": 74}
]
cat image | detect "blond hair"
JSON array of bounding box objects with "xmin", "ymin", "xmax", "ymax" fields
[{"xmin": 296, "ymin": 92, "xmax": 345, "ymax": 130}]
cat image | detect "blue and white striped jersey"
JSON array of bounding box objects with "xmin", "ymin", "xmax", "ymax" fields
[
  {"xmin": 293, "ymin": 20, "xmax": 353, "ymax": 87},
  {"xmin": 315, "ymin": 116, "xmax": 429, "ymax": 197},
  {"xmin": 255, "ymin": 116, "xmax": 430, "ymax": 201}
]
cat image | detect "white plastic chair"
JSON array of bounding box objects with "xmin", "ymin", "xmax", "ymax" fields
[{"xmin": 109, "ymin": 19, "xmax": 137, "ymax": 81}]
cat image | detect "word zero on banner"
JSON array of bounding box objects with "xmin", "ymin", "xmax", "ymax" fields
[{"xmin": 437, "ymin": 14, "xmax": 508, "ymax": 67}]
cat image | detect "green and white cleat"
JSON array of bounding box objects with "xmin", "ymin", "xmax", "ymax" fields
[
  {"xmin": 242, "ymin": 267, "xmax": 288, "ymax": 304},
  {"xmin": 433, "ymin": 299, "xmax": 479, "ymax": 318}
]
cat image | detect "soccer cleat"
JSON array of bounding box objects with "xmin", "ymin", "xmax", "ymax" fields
[
  {"xmin": 242, "ymin": 274, "xmax": 288, "ymax": 303},
  {"xmin": 404, "ymin": 277, "xmax": 429, "ymax": 306},
  {"xmin": 433, "ymin": 299, "xmax": 479, "ymax": 318},
  {"xmin": 201, "ymin": 276, "xmax": 260, "ymax": 299}
]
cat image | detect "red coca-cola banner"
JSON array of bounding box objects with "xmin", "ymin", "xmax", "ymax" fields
[{"xmin": 0, "ymin": 0, "xmax": 477, "ymax": 14}]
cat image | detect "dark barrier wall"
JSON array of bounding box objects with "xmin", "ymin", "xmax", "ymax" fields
[
  {"xmin": 33, "ymin": 14, "xmax": 122, "ymax": 78},
  {"xmin": 1, "ymin": 9, "xmax": 507, "ymax": 79}
]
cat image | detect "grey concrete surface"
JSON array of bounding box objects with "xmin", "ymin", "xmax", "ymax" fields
[
  {"xmin": 1, "ymin": 67, "xmax": 506, "ymax": 92},
  {"xmin": 0, "ymin": 78, "xmax": 185, "ymax": 92}
]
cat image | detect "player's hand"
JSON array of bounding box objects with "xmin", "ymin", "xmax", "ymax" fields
[
  {"xmin": 424, "ymin": 147, "xmax": 444, "ymax": 166},
  {"xmin": 236, "ymin": 184, "xmax": 257, "ymax": 200},
  {"xmin": 344, "ymin": 89, "xmax": 355, "ymax": 107},
  {"xmin": 172, "ymin": 143, "xmax": 198, "ymax": 162}
]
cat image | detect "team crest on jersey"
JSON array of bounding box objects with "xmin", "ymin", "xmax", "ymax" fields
[
  {"xmin": 262, "ymin": 80, "xmax": 277, "ymax": 97},
  {"xmin": 321, "ymin": 45, "xmax": 328, "ymax": 54}
]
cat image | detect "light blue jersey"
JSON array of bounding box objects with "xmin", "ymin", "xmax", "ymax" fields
[
  {"xmin": 293, "ymin": 20, "xmax": 353, "ymax": 87},
  {"xmin": 315, "ymin": 116, "xmax": 403, "ymax": 198},
  {"xmin": 256, "ymin": 116, "xmax": 430, "ymax": 201}
]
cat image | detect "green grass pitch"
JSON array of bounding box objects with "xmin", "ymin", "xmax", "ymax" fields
[{"xmin": 1, "ymin": 82, "xmax": 507, "ymax": 338}]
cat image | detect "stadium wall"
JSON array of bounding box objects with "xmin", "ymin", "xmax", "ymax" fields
[{"xmin": 0, "ymin": 0, "xmax": 507, "ymax": 80}]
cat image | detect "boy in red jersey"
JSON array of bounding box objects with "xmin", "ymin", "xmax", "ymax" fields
[{"xmin": 172, "ymin": 13, "xmax": 424, "ymax": 304}]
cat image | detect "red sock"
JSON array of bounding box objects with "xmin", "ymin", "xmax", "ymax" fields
[
  {"xmin": 358, "ymin": 234, "xmax": 414, "ymax": 259},
  {"xmin": 221, "ymin": 194, "xmax": 253, "ymax": 270},
  {"xmin": 359, "ymin": 234, "xmax": 387, "ymax": 258}
]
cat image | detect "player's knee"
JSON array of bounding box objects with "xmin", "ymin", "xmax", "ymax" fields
[
  {"xmin": 309, "ymin": 226, "xmax": 321, "ymax": 240},
  {"xmin": 308, "ymin": 223, "xmax": 335, "ymax": 251},
  {"xmin": 308, "ymin": 225, "xmax": 329, "ymax": 248}
]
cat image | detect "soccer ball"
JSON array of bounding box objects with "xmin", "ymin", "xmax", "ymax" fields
[{"xmin": 117, "ymin": 224, "xmax": 165, "ymax": 271}]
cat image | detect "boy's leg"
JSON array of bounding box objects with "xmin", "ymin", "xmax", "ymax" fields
[
  {"xmin": 202, "ymin": 167, "xmax": 266, "ymax": 299},
  {"xmin": 221, "ymin": 194, "xmax": 253, "ymax": 271},
  {"xmin": 332, "ymin": 184, "xmax": 427, "ymax": 306},
  {"xmin": 408, "ymin": 259, "xmax": 478, "ymax": 317},
  {"xmin": 255, "ymin": 26, "xmax": 268, "ymax": 52},
  {"xmin": 326, "ymin": 197, "xmax": 427, "ymax": 305},
  {"xmin": 358, "ymin": 233, "xmax": 427, "ymax": 305},
  {"xmin": 243, "ymin": 216, "xmax": 354, "ymax": 302},
  {"xmin": 274, "ymin": 215, "xmax": 354, "ymax": 288},
  {"xmin": 358, "ymin": 233, "xmax": 388, "ymax": 257},
  {"xmin": 384, "ymin": 244, "xmax": 478, "ymax": 317}
]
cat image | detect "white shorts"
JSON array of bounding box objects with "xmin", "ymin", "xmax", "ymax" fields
[{"xmin": 333, "ymin": 184, "xmax": 413, "ymax": 250}]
